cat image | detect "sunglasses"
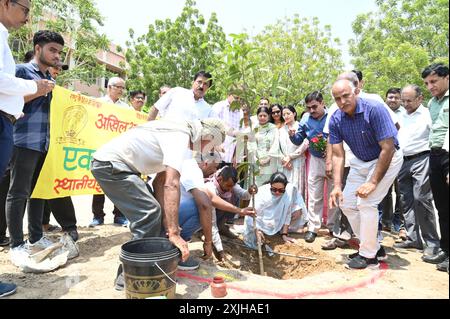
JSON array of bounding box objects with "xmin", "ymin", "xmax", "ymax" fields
[
  {"xmin": 272, "ymin": 111, "xmax": 281, "ymax": 115},
  {"xmin": 270, "ymin": 187, "xmax": 286, "ymax": 194}
]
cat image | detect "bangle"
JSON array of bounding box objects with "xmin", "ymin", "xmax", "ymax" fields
[
  {"xmin": 204, "ymin": 241, "xmax": 213, "ymax": 244},
  {"xmin": 281, "ymin": 233, "xmax": 288, "ymax": 237}
]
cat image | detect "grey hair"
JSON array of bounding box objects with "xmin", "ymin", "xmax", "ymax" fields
[
  {"xmin": 108, "ymin": 77, "xmax": 125, "ymax": 87},
  {"xmin": 337, "ymin": 72, "xmax": 359, "ymax": 88},
  {"xmin": 200, "ymin": 118, "xmax": 226, "ymax": 146},
  {"xmin": 331, "ymin": 79, "xmax": 357, "ymax": 98},
  {"xmin": 402, "ymin": 84, "xmax": 423, "ymax": 97}
]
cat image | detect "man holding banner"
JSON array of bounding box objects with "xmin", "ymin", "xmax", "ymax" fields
[
  {"xmin": 91, "ymin": 118, "xmax": 226, "ymax": 289},
  {"xmin": 6, "ymin": 30, "xmax": 66, "ymax": 268}
]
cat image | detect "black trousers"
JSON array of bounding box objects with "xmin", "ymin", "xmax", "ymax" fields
[
  {"xmin": 0, "ymin": 169, "xmax": 10, "ymax": 238},
  {"xmin": 3, "ymin": 167, "xmax": 77, "ymax": 239},
  {"xmin": 429, "ymin": 150, "xmax": 449, "ymax": 254},
  {"xmin": 332, "ymin": 167, "xmax": 353, "ymax": 237},
  {"xmin": 380, "ymin": 179, "xmax": 404, "ymax": 231},
  {"xmin": 92, "ymin": 194, "xmax": 123, "ymax": 219},
  {"xmin": 43, "ymin": 197, "xmax": 77, "ymax": 231}
]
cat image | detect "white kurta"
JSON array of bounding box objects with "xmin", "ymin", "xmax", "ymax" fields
[{"xmin": 243, "ymin": 183, "xmax": 307, "ymax": 249}]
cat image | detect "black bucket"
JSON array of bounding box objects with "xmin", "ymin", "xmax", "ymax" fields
[{"xmin": 120, "ymin": 238, "xmax": 180, "ymax": 299}]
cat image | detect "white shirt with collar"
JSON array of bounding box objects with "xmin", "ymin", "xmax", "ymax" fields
[
  {"xmin": 359, "ymin": 91, "xmax": 398, "ymax": 125},
  {"xmin": 392, "ymin": 106, "xmax": 406, "ymax": 121},
  {"xmin": 99, "ymin": 95, "xmax": 132, "ymax": 109},
  {"xmin": 398, "ymin": 105, "xmax": 432, "ymax": 157},
  {"xmin": 0, "ymin": 22, "xmax": 37, "ymax": 117},
  {"xmin": 155, "ymin": 87, "xmax": 216, "ymax": 121}
]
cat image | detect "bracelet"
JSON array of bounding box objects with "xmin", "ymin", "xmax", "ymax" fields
[{"xmin": 204, "ymin": 241, "xmax": 213, "ymax": 244}]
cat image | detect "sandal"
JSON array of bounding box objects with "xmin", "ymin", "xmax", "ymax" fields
[
  {"xmin": 321, "ymin": 238, "xmax": 338, "ymax": 250},
  {"xmin": 334, "ymin": 238, "xmax": 349, "ymax": 248}
]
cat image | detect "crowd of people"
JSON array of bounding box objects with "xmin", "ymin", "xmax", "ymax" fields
[{"xmin": 1, "ymin": 0, "xmax": 448, "ymax": 298}]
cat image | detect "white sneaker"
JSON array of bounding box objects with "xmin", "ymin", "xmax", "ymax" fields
[
  {"xmin": 10, "ymin": 244, "xmax": 31, "ymax": 267},
  {"xmin": 26, "ymin": 236, "xmax": 54, "ymax": 254}
]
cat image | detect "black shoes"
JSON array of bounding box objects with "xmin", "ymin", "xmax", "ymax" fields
[
  {"xmin": 376, "ymin": 246, "xmax": 388, "ymax": 261},
  {"xmin": 422, "ymin": 251, "xmax": 448, "ymax": 264},
  {"xmin": 0, "ymin": 236, "xmax": 10, "ymax": 247},
  {"xmin": 349, "ymin": 246, "xmax": 387, "ymax": 262},
  {"xmin": 304, "ymin": 231, "xmax": 317, "ymax": 243},
  {"xmin": 393, "ymin": 241, "xmax": 422, "ymax": 250},
  {"xmin": 346, "ymin": 254, "xmax": 379, "ymax": 270},
  {"xmin": 436, "ymin": 257, "xmax": 449, "ymax": 273}
]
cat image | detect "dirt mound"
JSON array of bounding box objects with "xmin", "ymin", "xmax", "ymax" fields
[{"xmin": 219, "ymin": 236, "xmax": 339, "ymax": 280}]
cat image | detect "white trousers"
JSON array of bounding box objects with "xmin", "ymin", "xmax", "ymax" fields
[
  {"xmin": 308, "ymin": 155, "xmax": 337, "ymax": 232},
  {"xmin": 341, "ymin": 150, "xmax": 404, "ymax": 258}
]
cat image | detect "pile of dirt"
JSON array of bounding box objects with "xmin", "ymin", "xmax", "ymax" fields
[{"xmin": 219, "ymin": 236, "xmax": 339, "ymax": 280}]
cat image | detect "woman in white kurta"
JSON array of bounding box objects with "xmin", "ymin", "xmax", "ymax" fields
[
  {"xmin": 279, "ymin": 106, "xmax": 309, "ymax": 201},
  {"xmin": 243, "ymin": 172, "xmax": 307, "ymax": 249}
]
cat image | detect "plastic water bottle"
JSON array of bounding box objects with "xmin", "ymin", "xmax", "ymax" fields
[{"xmin": 210, "ymin": 276, "xmax": 227, "ymax": 298}]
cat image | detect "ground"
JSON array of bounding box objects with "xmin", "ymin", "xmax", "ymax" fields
[{"xmin": 0, "ymin": 195, "xmax": 448, "ymax": 299}]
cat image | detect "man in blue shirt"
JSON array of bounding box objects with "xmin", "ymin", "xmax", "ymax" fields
[
  {"xmin": 289, "ymin": 91, "xmax": 337, "ymax": 243},
  {"xmin": 329, "ymin": 79, "xmax": 404, "ymax": 270},
  {"xmin": 6, "ymin": 30, "xmax": 67, "ymax": 268}
]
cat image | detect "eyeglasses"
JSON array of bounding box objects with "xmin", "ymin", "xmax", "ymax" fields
[
  {"xmin": 133, "ymin": 96, "xmax": 145, "ymax": 100},
  {"xmin": 12, "ymin": 1, "xmax": 30, "ymax": 16},
  {"xmin": 195, "ymin": 80, "xmax": 210, "ymax": 87},
  {"xmin": 270, "ymin": 187, "xmax": 286, "ymax": 194},
  {"xmin": 111, "ymin": 85, "xmax": 125, "ymax": 90}
]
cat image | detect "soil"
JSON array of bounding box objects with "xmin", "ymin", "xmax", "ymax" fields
[
  {"xmin": 219, "ymin": 234, "xmax": 339, "ymax": 280},
  {"xmin": 0, "ymin": 196, "xmax": 448, "ymax": 299}
]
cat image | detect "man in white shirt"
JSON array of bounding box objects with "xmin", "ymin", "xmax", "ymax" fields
[
  {"xmin": 91, "ymin": 118, "xmax": 226, "ymax": 289},
  {"xmin": 212, "ymin": 92, "xmax": 241, "ymax": 163},
  {"xmin": 99, "ymin": 77, "xmax": 131, "ymax": 109},
  {"xmin": 147, "ymin": 71, "xmax": 216, "ymax": 121},
  {"xmin": 178, "ymin": 152, "xmax": 222, "ymax": 266},
  {"xmin": 393, "ymin": 85, "xmax": 441, "ymax": 258},
  {"xmin": 89, "ymin": 77, "xmax": 132, "ymax": 228},
  {"xmin": 0, "ymin": 0, "xmax": 53, "ymax": 298},
  {"xmin": 380, "ymin": 88, "xmax": 405, "ymax": 235},
  {"xmin": 0, "ymin": 0, "xmax": 53, "ymax": 178}
]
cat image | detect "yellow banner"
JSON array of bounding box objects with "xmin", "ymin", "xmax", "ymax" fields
[{"xmin": 32, "ymin": 86, "xmax": 147, "ymax": 199}]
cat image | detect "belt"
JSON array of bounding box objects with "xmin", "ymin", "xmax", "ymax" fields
[
  {"xmin": 403, "ymin": 150, "xmax": 430, "ymax": 161},
  {"xmin": 0, "ymin": 110, "xmax": 17, "ymax": 125}
]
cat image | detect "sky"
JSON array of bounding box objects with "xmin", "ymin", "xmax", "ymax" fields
[{"xmin": 94, "ymin": 0, "xmax": 378, "ymax": 67}]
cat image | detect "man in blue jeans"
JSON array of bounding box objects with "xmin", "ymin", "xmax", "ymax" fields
[
  {"xmin": 177, "ymin": 152, "xmax": 222, "ymax": 269},
  {"xmin": 179, "ymin": 161, "xmax": 256, "ymax": 263}
]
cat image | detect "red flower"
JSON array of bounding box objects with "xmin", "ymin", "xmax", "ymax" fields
[{"xmin": 311, "ymin": 137, "xmax": 319, "ymax": 143}]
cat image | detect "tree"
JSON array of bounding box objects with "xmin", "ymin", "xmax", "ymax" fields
[
  {"xmin": 252, "ymin": 15, "xmax": 344, "ymax": 109},
  {"xmin": 9, "ymin": 0, "xmax": 110, "ymax": 87},
  {"xmin": 125, "ymin": 0, "xmax": 227, "ymax": 111},
  {"xmin": 215, "ymin": 15, "xmax": 344, "ymax": 113},
  {"xmin": 349, "ymin": 0, "xmax": 449, "ymax": 97}
]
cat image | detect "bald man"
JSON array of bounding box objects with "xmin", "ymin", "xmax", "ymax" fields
[{"xmin": 328, "ymin": 79, "xmax": 403, "ymax": 270}]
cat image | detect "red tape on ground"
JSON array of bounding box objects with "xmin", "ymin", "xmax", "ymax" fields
[{"xmin": 177, "ymin": 262, "xmax": 388, "ymax": 299}]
